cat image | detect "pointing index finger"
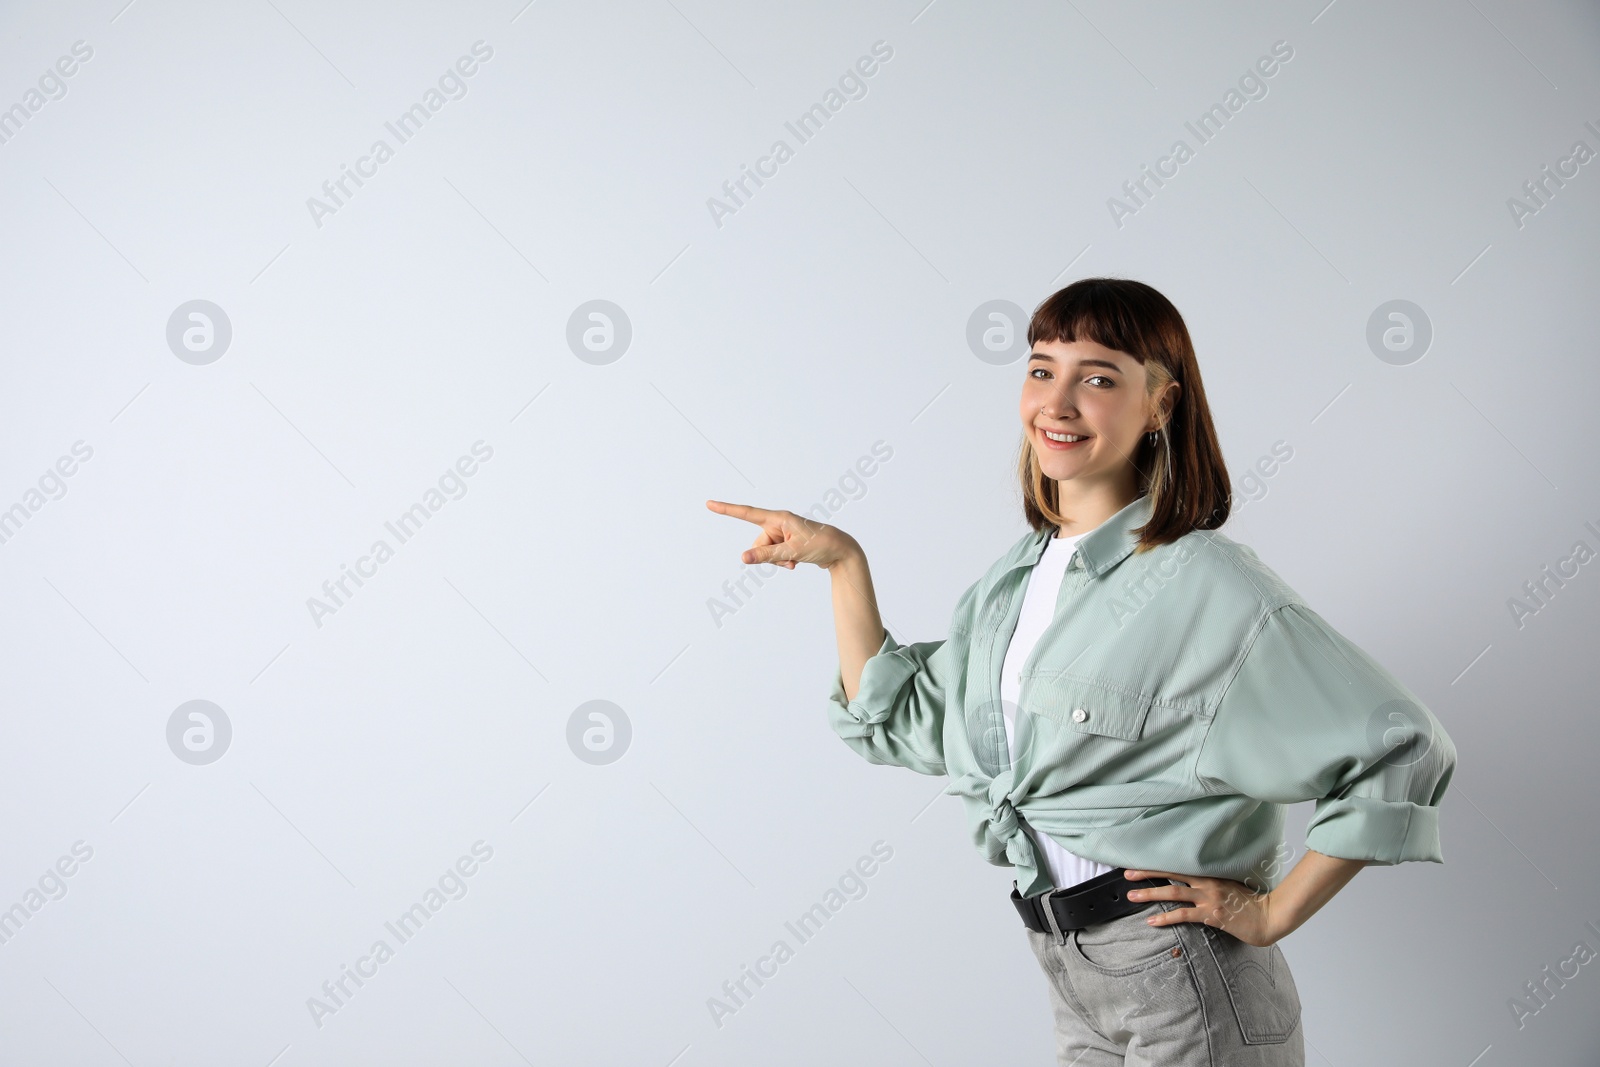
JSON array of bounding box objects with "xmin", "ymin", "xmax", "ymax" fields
[{"xmin": 706, "ymin": 500, "xmax": 771, "ymax": 525}]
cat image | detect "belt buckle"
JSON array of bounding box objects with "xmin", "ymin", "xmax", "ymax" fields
[{"xmin": 1046, "ymin": 889, "xmax": 1081, "ymax": 932}]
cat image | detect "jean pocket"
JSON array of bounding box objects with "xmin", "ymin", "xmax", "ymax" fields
[
  {"xmin": 1206, "ymin": 932, "xmax": 1302, "ymax": 1044},
  {"xmin": 1068, "ymin": 909, "xmax": 1184, "ymax": 976}
]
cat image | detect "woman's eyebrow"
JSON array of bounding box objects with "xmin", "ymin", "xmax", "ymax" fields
[{"xmin": 1028, "ymin": 352, "xmax": 1124, "ymax": 373}]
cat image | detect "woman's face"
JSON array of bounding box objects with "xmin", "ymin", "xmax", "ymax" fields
[{"xmin": 1020, "ymin": 338, "xmax": 1166, "ymax": 490}]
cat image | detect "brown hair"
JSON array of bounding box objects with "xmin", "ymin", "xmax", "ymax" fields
[{"xmin": 1019, "ymin": 277, "xmax": 1231, "ymax": 551}]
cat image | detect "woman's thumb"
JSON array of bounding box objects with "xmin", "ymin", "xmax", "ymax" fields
[{"xmin": 743, "ymin": 541, "xmax": 790, "ymax": 565}]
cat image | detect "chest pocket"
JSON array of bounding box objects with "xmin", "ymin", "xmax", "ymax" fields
[{"xmin": 1021, "ymin": 672, "xmax": 1153, "ymax": 741}]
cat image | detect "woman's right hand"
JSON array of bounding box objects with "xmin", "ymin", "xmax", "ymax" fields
[{"xmin": 705, "ymin": 500, "xmax": 861, "ymax": 571}]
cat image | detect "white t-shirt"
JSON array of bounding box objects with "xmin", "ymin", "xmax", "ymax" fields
[{"xmin": 999, "ymin": 527, "xmax": 1114, "ymax": 891}]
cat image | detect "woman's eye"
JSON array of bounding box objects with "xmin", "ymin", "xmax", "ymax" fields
[
  {"xmin": 1086, "ymin": 376, "xmax": 1113, "ymax": 387},
  {"xmin": 1028, "ymin": 367, "xmax": 1051, "ymax": 379}
]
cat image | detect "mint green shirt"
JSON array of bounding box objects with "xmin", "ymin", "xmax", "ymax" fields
[{"xmin": 826, "ymin": 493, "xmax": 1456, "ymax": 898}]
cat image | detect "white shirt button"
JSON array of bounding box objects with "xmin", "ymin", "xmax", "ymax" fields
[{"xmin": 1071, "ymin": 708, "xmax": 1088, "ymax": 723}]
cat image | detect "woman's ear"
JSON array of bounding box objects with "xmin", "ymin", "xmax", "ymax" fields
[
  {"xmin": 1157, "ymin": 381, "xmax": 1181, "ymax": 427},
  {"xmin": 1145, "ymin": 383, "xmax": 1184, "ymax": 435}
]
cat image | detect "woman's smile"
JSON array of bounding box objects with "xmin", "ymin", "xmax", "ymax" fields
[{"xmin": 1037, "ymin": 426, "xmax": 1092, "ymax": 451}]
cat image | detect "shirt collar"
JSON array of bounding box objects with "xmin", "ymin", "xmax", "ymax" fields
[{"xmin": 1002, "ymin": 493, "xmax": 1154, "ymax": 580}]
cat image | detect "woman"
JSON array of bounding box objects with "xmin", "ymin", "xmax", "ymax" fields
[{"xmin": 707, "ymin": 278, "xmax": 1455, "ymax": 1065}]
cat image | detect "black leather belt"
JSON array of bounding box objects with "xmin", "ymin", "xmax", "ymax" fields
[{"xmin": 1011, "ymin": 866, "xmax": 1174, "ymax": 934}]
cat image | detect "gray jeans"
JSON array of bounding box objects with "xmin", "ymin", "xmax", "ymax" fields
[{"xmin": 1024, "ymin": 891, "xmax": 1304, "ymax": 1066}]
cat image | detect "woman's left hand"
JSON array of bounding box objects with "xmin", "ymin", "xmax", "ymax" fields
[{"xmin": 1122, "ymin": 869, "xmax": 1285, "ymax": 947}]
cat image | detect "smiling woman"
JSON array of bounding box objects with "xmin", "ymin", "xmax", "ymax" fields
[
  {"xmin": 1015, "ymin": 281, "xmax": 1230, "ymax": 544},
  {"xmin": 708, "ymin": 277, "xmax": 1455, "ymax": 1067}
]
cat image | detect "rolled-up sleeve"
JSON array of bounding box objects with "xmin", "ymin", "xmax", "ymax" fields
[
  {"xmin": 1195, "ymin": 602, "xmax": 1457, "ymax": 865},
  {"xmin": 824, "ymin": 580, "xmax": 979, "ymax": 778}
]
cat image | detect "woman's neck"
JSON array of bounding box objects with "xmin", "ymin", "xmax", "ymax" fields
[{"xmin": 1053, "ymin": 479, "xmax": 1141, "ymax": 537}]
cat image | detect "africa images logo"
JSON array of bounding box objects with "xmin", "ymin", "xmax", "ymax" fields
[{"xmin": 1107, "ymin": 39, "xmax": 1294, "ymax": 228}]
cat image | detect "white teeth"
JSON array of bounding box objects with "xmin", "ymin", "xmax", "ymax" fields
[{"xmin": 1044, "ymin": 431, "xmax": 1087, "ymax": 442}]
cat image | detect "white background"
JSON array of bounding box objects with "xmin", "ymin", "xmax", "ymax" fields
[{"xmin": 1, "ymin": 0, "xmax": 1597, "ymax": 1063}]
